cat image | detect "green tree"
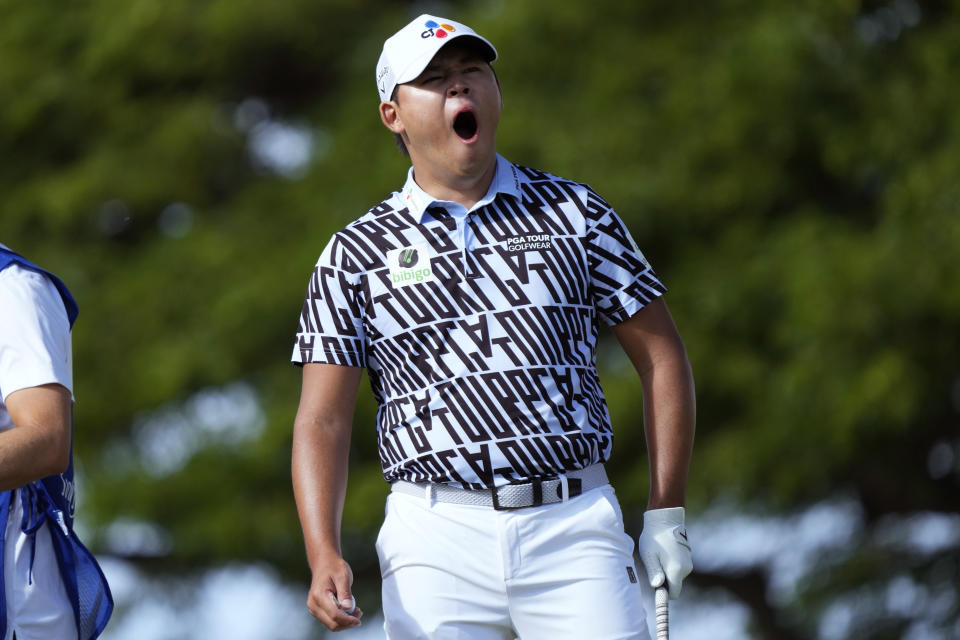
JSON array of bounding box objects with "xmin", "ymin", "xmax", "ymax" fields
[{"xmin": 2, "ymin": 0, "xmax": 957, "ymax": 637}]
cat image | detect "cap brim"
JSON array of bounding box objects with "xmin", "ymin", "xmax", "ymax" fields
[{"xmin": 394, "ymin": 34, "xmax": 497, "ymax": 86}]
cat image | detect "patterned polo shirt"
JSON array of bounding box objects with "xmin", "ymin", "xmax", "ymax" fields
[{"xmin": 292, "ymin": 154, "xmax": 665, "ymax": 489}]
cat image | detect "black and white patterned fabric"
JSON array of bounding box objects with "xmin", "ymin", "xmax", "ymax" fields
[{"xmin": 292, "ymin": 155, "xmax": 665, "ymax": 489}]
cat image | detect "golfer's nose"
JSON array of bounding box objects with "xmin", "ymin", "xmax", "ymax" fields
[{"xmin": 448, "ymin": 78, "xmax": 470, "ymax": 97}]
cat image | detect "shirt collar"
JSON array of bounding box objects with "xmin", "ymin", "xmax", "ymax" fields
[{"xmin": 399, "ymin": 154, "xmax": 522, "ymax": 222}]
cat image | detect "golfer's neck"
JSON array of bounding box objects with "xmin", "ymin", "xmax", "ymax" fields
[{"xmin": 410, "ymin": 156, "xmax": 497, "ymax": 211}]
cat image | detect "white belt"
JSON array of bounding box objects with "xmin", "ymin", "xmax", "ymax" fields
[{"xmin": 390, "ymin": 464, "xmax": 608, "ymax": 511}]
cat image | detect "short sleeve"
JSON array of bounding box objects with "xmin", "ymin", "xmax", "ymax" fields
[
  {"xmin": 0, "ymin": 265, "xmax": 74, "ymax": 402},
  {"xmin": 583, "ymin": 190, "xmax": 667, "ymax": 326},
  {"xmin": 291, "ymin": 236, "xmax": 367, "ymax": 367}
]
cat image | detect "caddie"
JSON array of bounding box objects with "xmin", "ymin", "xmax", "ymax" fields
[
  {"xmin": 0, "ymin": 244, "xmax": 113, "ymax": 640},
  {"xmin": 291, "ymin": 14, "xmax": 695, "ymax": 639}
]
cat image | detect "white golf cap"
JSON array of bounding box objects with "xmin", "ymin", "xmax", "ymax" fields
[{"xmin": 376, "ymin": 14, "xmax": 497, "ymax": 103}]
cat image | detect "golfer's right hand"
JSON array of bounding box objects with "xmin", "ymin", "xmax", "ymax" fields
[
  {"xmin": 637, "ymin": 506, "xmax": 693, "ymax": 600},
  {"xmin": 307, "ymin": 552, "xmax": 363, "ymax": 630}
]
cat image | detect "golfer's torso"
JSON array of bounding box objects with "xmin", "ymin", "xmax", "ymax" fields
[
  {"xmin": 356, "ymin": 167, "xmax": 615, "ymax": 489},
  {"xmin": 294, "ymin": 158, "xmax": 664, "ymax": 489}
]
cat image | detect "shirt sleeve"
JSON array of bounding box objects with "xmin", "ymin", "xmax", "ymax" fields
[
  {"xmin": 291, "ymin": 235, "xmax": 367, "ymax": 368},
  {"xmin": 583, "ymin": 188, "xmax": 667, "ymax": 326},
  {"xmin": 0, "ymin": 265, "xmax": 74, "ymax": 403}
]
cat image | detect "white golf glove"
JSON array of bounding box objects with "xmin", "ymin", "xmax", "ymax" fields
[{"xmin": 637, "ymin": 507, "xmax": 693, "ymax": 599}]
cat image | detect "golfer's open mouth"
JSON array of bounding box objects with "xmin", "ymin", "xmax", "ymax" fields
[{"xmin": 453, "ymin": 108, "xmax": 479, "ymax": 142}]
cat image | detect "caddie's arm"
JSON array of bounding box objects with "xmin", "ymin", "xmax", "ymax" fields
[
  {"xmin": 0, "ymin": 384, "xmax": 72, "ymax": 491},
  {"xmin": 611, "ymin": 297, "xmax": 696, "ymax": 598},
  {"xmin": 292, "ymin": 362, "xmax": 364, "ymax": 630}
]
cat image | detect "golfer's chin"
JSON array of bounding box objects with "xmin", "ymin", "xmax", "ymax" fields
[{"xmin": 447, "ymin": 136, "xmax": 496, "ymax": 175}]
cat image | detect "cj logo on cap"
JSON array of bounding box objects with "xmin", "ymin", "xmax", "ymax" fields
[{"xmin": 421, "ymin": 20, "xmax": 455, "ymax": 39}]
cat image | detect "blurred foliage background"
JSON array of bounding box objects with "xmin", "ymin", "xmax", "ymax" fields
[{"xmin": 2, "ymin": 0, "xmax": 958, "ymax": 638}]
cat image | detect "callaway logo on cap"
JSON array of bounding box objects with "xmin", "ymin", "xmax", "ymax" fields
[{"xmin": 376, "ymin": 14, "xmax": 498, "ymax": 103}]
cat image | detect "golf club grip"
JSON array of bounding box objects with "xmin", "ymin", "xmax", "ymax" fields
[{"xmin": 655, "ymin": 586, "xmax": 669, "ymax": 640}]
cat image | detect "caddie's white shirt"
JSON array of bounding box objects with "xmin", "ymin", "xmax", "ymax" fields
[
  {"xmin": 293, "ymin": 156, "xmax": 666, "ymax": 490},
  {"xmin": 0, "ymin": 257, "xmax": 75, "ymax": 640}
]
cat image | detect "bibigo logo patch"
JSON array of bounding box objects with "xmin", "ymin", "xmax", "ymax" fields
[
  {"xmin": 421, "ymin": 20, "xmax": 456, "ymax": 40},
  {"xmin": 387, "ymin": 243, "xmax": 436, "ymax": 288}
]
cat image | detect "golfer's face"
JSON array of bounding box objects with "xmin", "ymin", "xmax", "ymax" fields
[{"xmin": 394, "ymin": 41, "xmax": 501, "ymax": 177}]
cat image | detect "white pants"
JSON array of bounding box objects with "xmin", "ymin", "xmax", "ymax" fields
[
  {"xmin": 4, "ymin": 493, "xmax": 74, "ymax": 640},
  {"xmin": 376, "ymin": 484, "xmax": 650, "ymax": 640}
]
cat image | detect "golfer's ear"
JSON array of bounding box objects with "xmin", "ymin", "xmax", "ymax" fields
[{"xmin": 379, "ymin": 101, "xmax": 403, "ymax": 134}]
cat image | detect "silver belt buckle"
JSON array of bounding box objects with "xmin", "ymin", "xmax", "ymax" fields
[
  {"xmin": 489, "ymin": 473, "xmax": 587, "ymax": 510},
  {"xmin": 491, "ymin": 478, "xmax": 546, "ymax": 511}
]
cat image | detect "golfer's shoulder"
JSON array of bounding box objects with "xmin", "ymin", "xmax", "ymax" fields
[
  {"xmin": 318, "ymin": 190, "xmax": 407, "ymax": 274},
  {"xmin": 508, "ymin": 162, "xmax": 616, "ymax": 227},
  {"xmin": 337, "ymin": 189, "xmax": 407, "ymax": 234},
  {"xmin": 510, "ymin": 162, "xmax": 602, "ymax": 202}
]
